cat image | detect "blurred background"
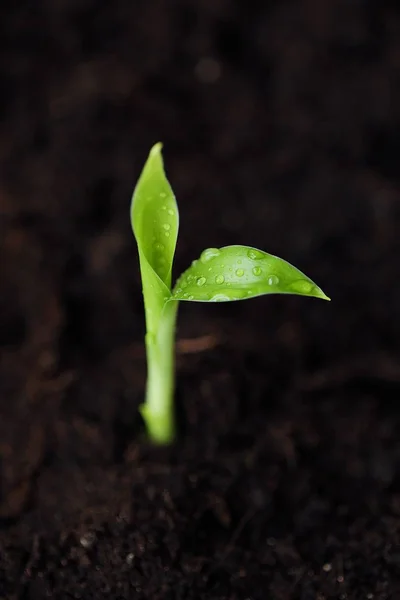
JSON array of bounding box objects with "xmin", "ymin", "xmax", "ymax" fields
[{"xmin": 1, "ymin": 0, "xmax": 400, "ymax": 597}]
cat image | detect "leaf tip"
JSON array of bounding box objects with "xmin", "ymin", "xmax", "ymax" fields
[
  {"xmin": 150, "ymin": 142, "xmax": 163, "ymax": 157},
  {"xmin": 315, "ymin": 287, "xmax": 331, "ymax": 301}
]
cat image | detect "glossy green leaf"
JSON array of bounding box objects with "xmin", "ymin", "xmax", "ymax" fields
[
  {"xmin": 131, "ymin": 143, "xmax": 179, "ymax": 335},
  {"xmin": 172, "ymin": 245, "xmax": 330, "ymax": 302},
  {"xmin": 131, "ymin": 142, "xmax": 179, "ymax": 291}
]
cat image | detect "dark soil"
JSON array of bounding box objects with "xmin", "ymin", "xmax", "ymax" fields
[{"xmin": 1, "ymin": 1, "xmax": 400, "ymax": 598}]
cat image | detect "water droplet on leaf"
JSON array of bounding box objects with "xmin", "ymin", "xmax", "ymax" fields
[
  {"xmin": 247, "ymin": 249, "xmax": 264, "ymax": 260},
  {"xmin": 200, "ymin": 248, "xmax": 221, "ymax": 263},
  {"xmin": 290, "ymin": 280, "xmax": 313, "ymax": 294},
  {"xmin": 210, "ymin": 293, "xmax": 230, "ymax": 302},
  {"xmin": 215, "ymin": 274, "xmax": 225, "ymax": 284},
  {"xmin": 252, "ymin": 266, "xmax": 262, "ymax": 276},
  {"xmin": 163, "ymin": 223, "xmax": 171, "ymax": 231},
  {"xmin": 268, "ymin": 275, "xmax": 279, "ymax": 286},
  {"xmin": 196, "ymin": 277, "xmax": 206, "ymax": 286},
  {"xmin": 236, "ymin": 269, "xmax": 244, "ymax": 277}
]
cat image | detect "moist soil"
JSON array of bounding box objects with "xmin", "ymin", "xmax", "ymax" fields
[{"xmin": 1, "ymin": 2, "xmax": 400, "ymax": 599}]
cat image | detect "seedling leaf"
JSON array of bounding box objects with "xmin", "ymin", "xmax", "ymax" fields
[
  {"xmin": 172, "ymin": 245, "xmax": 330, "ymax": 302},
  {"xmin": 131, "ymin": 143, "xmax": 179, "ymax": 334},
  {"xmin": 131, "ymin": 142, "xmax": 179, "ymax": 290}
]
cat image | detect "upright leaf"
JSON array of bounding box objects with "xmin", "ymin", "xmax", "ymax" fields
[
  {"xmin": 131, "ymin": 143, "xmax": 179, "ymax": 333},
  {"xmin": 172, "ymin": 245, "xmax": 329, "ymax": 302},
  {"xmin": 131, "ymin": 143, "xmax": 179, "ymax": 289}
]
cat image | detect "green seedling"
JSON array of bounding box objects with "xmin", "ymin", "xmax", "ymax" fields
[{"xmin": 131, "ymin": 143, "xmax": 330, "ymax": 444}]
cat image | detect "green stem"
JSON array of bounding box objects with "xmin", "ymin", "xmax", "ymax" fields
[{"xmin": 140, "ymin": 300, "xmax": 179, "ymax": 444}]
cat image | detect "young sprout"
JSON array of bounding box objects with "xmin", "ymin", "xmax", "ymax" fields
[{"xmin": 131, "ymin": 143, "xmax": 330, "ymax": 444}]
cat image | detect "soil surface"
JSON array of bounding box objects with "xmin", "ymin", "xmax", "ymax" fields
[{"xmin": 1, "ymin": 1, "xmax": 400, "ymax": 598}]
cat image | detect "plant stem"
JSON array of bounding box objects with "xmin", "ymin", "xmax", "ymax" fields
[{"xmin": 140, "ymin": 300, "xmax": 179, "ymax": 444}]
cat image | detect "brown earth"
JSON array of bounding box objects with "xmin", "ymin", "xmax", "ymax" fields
[{"xmin": 1, "ymin": 1, "xmax": 400, "ymax": 598}]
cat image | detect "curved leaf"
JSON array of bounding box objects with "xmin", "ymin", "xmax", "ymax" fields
[
  {"xmin": 172, "ymin": 245, "xmax": 329, "ymax": 302},
  {"xmin": 131, "ymin": 143, "xmax": 179, "ymax": 291}
]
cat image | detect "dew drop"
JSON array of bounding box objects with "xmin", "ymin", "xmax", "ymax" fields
[
  {"xmin": 164, "ymin": 231, "xmax": 170, "ymax": 237},
  {"xmin": 236, "ymin": 268, "xmax": 244, "ymax": 277},
  {"xmin": 268, "ymin": 275, "xmax": 279, "ymax": 286},
  {"xmin": 155, "ymin": 242, "xmax": 164, "ymax": 251},
  {"xmin": 188, "ymin": 295, "xmax": 194, "ymax": 300},
  {"xmin": 181, "ymin": 281, "xmax": 188, "ymax": 289},
  {"xmin": 252, "ymin": 266, "xmax": 262, "ymax": 276},
  {"xmin": 183, "ymin": 292, "xmax": 189, "ymax": 298},
  {"xmin": 175, "ymin": 287, "xmax": 182, "ymax": 294},
  {"xmin": 163, "ymin": 223, "xmax": 171, "ymax": 231},
  {"xmin": 196, "ymin": 277, "xmax": 206, "ymax": 286},
  {"xmin": 210, "ymin": 293, "xmax": 230, "ymax": 302},
  {"xmin": 247, "ymin": 248, "xmax": 264, "ymax": 260},
  {"xmin": 200, "ymin": 248, "xmax": 220, "ymax": 263},
  {"xmin": 290, "ymin": 280, "xmax": 313, "ymax": 294},
  {"xmin": 167, "ymin": 209, "xmax": 174, "ymax": 216},
  {"xmin": 160, "ymin": 192, "xmax": 166, "ymax": 198},
  {"xmin": 161, "ymin": 205, "xmax": 167, "ymax": 211},
  {"xmin": 215, "ymin": 274, "xmax": 225, "ymax": 284}
]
